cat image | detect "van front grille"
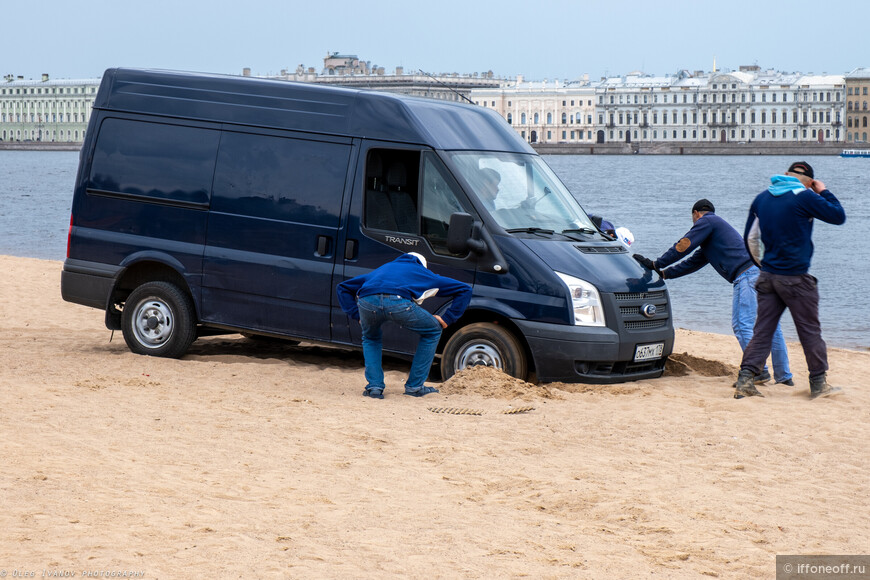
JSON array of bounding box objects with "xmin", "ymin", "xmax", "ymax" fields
[
  {"xmin": 611, "ymin": 290, "xmax": 670, "ymax": 331},
  {"xmin": 624, "ymin": 319, "xmax": 668, "ymax": 330},
  {"xmin": 614, "ymin": 291, "xmax": 665, "ymax": 301}
]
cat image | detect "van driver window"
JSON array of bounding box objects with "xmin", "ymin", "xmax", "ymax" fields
[{"xmin": 420, "ymin": 152, "xmax": 468, "ymax": 256}]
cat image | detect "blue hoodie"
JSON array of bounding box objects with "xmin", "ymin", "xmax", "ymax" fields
[
  {"xmin": 336, "ymin": 254, "xmax": 472, "ymax": 325},
  {"xmin": 743, "ymin": 176, "xmax": 846, "ymax": 276}
]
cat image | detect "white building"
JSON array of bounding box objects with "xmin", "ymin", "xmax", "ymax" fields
[
  {"xmin": 0, "ymin": 74, "xmax": 98, "ymax": 143},
  {"xmin": 473, "ymin": 66, "xmax": 846, "ymax": 145}
]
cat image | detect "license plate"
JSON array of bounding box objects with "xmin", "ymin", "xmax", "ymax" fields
[{"xmin": 634, "ymin": 342, "xmax": 664, "ymax": 362}]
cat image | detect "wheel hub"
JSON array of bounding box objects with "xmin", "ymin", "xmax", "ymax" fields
[
  {"xmin": 132, "ymin": 299, "xmax": 173, "ymax": 348},
  {"xmin": 457, "ymin": 341, "xmax": 503, "ymax": 371}
]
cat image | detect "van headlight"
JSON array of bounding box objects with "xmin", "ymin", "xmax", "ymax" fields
[{"xmin": 555, "ymin": 272, "xmax": 605, "ymax": 327}]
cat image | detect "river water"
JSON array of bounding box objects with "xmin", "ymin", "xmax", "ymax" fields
[{"xmin": 1, "ymin": 150, "xmax": 866, "ymax": 350}]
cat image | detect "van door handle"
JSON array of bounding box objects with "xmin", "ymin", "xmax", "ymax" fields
[
  {"xmin": 345, "ymin": 239, "xmax": 357, "ymax": 260},
  {"xmin": 316, "ymin": 235, "xmax": 330, "ymax": 256}
]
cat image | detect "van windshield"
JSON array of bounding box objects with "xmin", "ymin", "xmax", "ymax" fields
[{"xmin": 446, "ymin": 151, "xmax": 598, "ymax": 235}]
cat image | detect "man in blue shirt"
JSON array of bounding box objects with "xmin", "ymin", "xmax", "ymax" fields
[
  {"xmin": 733, "ymin": 161, "xmax": 846, "ymax": 400},
  {"xmin": 633, "ymin": 199, "xmax": 792, "ymax": 387},
  {"xmin": 336, "ymin": 253, "xmax": 472, "ymax": 399}
]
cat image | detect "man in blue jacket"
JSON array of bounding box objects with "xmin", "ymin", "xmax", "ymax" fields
[
  {"xmin": 733, "ymin": 161, "xmax": 846, "ymax": 400},
  {"xmin": 633, "ymin": 199, "xmax": 792, "ymax": 386},
  {"xmin": 336, "ymin": 253, "xmax": 472, "ymax": 399}
]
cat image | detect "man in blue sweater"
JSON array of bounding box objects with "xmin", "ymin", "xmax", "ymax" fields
[
  {"xmin": 733, "ymin": 161, "xmax": 846, "ymax": 400},
  {"xmin": 336, "ymin": 253, "xmax": 472, "ymax": 399},
  {"xmin": 633, "ymin": 199, "xmax": 792, "ymax": 386}
]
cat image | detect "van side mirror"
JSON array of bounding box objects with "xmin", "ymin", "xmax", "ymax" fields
[{"xmin": 448, "ymin": 212, "xmax": 486, "ymax": 255}]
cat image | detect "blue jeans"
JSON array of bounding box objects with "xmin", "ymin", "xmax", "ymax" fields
[
  {"xmin": 732, "ymin": 266, "xmax": 792, "ymax": 382},
  {"xmin": 357, "ymin": 294, "xmax": 442, "ymax": 392}
]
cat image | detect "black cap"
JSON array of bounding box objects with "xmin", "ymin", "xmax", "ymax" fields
[
  {"xmin": 692, "ymin": 199, "xmax": 715, "ymax": 213},
  {"xmin": 787, "ymin": 161, "xmax": 814, "ymax": 179}
]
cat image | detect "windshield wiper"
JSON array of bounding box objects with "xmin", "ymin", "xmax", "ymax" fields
[
  {"xmin": 505, "ymin": 227, "xmax": 555, "ymax": 236},
  {"xmin": 561, "ymin": 228, "xmax": 598, "ymax": 235}
]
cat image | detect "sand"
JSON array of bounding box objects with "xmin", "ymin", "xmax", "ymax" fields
[{"xmin": 1, "ymin": 255, "xmax": 867, "ymax": 578}]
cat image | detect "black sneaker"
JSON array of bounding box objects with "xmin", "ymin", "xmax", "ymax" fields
[
  {"xmin": 754, "ymin": 370, "xmax": 772, "ymax": 384},
  {"xmin": 777, "ymin": 378, "xmax": 795, "ymax": 386},
  {"xmin": 403, "ymin": 386, "xmax": 439, "ymax": 397},
  {"xmin": 363, "ymin": 388, "xmax": 384, "ymax": 399}
]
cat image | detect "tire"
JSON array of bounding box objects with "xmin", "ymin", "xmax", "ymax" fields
[
  {"xmin": 441, "ymin": 322, "xmax": 528, "ymax": 382},
  {"xmin": 121, "ymin": 281, "xmax": 197, "ymax": 358}
]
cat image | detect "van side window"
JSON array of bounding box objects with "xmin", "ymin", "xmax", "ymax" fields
[
  {"xmin": 420, "ymin": 152, "xmax": 468, "ymax": 256},
  {"xmin": 89, "ymin": 118, "xmax": 219, "ymax": 206},
  {"xmin": 212, "ymin": 131, "xmax": 349, "ymax": 227},
  {"xmin": 363, "ymin": 149, "xmax": 419, "ymax": 235}
]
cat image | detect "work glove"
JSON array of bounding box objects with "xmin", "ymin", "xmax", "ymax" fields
[{"xmin": 632, "ymin": 253, "xmax": 656, "ymax": 271}]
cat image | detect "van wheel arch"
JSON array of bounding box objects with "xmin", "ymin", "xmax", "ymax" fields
[{"xmin": 107, "ymin": 261, "xmax": 196, "ymax": 330}]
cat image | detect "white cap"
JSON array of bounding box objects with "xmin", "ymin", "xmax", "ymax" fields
[
  {"xmin": 615, "ymin": 227, "xmax": 634, "ymax": 248},
  {"xmin": 407, "ymin": 252, "xmax": 427, "ymax": 269}
]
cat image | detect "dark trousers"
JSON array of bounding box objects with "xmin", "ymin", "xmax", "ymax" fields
[{"xmin": 740, "ymin": 272, "xmax": 828, "ymax": 377}]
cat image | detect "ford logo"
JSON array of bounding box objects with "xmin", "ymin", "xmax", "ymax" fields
[{"xmin": 641, "ymin": 303, "xmax": 657, "ymax": 318}]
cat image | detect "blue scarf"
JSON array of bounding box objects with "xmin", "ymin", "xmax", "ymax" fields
[{"xmin": 768, "ymin": 174, "xmax": 806, "ymax": 196}]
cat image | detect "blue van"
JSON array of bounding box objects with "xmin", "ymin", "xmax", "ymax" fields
[{"xmin": 61, "ymin": 68, "xmax": 673, "ymax": 383}]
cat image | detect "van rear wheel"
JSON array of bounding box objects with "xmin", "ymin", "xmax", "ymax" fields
[
  {"xmin": 122, "ymin": 281, "xmax": 197, "ymax": 358},
  {"xmin": 441, "ymin": 322, "xmax": 527, "ymax": 382}
]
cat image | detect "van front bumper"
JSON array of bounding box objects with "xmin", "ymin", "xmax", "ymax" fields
[{"xmin": 514, "ymin": 319, "xmax": 674, "ymax": 384}]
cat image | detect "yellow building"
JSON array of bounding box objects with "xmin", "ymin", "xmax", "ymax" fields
[{"xmin": 845, "ymin": 67, "xmax": 870, "ymax": 143}]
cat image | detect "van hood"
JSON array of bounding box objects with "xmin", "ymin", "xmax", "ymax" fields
[{"xmin": 519, "ymin": 238, "xmax": 665, "ymax": 293}]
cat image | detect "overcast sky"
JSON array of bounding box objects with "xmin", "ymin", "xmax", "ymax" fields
[{"xmin": 5, "ymin": 0, "xmax": 866, "ymax": 82}]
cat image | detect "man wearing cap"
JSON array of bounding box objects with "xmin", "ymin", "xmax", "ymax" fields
[
  {"xmin": 336, "ymin": 253, "xmax": 472, "ymax": 399},
  {"xmin": 732, "ymin": 161, "xmax": 846, "ymax": 400},
  {"xmin": 633, "ymin": 199, "xmax": 792, "ymax": 386}
]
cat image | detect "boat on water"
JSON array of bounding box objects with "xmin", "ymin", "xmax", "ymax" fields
[{"xmin": 840, "ymin": 149, "xmax": 870, "ymax": 158}]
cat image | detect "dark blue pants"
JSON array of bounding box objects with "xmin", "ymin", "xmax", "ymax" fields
[{"xmin": 741, "ymin": 272, "xmax": 828, "ymax": 378}]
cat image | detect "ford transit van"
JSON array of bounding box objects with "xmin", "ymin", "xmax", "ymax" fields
[{"xmin": 62, "ymin": 68, "xmax": 673, "ymax": 383}]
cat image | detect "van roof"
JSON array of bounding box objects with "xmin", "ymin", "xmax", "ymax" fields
[{"xmin": 94, "ymin": 68, "xmax": 534, "ymax": 153}]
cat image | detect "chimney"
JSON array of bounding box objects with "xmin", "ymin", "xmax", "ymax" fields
[
  {"xmin": 396, "ymin": 66, "xmax": 404, "ymax": 75},
  {"xmin": 41, "ymin": 73, "xmax": 49, "ymax": 82},
  {"xmin": 242, "ymin": 67, "xmax": 251, "ymax": 77}
]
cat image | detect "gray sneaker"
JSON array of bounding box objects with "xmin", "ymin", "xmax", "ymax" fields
[{"xmin": 809, "ymin": 374, "xmax": 842, "ymax": 400}]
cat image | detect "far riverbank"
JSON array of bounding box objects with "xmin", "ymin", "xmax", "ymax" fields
[
  {"xmin": 534, "ymin": 141, "xmax": 845, "ymax": 155},
  {"xmin": 0, "ymin": 142, "xmax": 81, "ymax": 151},
  {"xmin": 0, "ymin": 141, "xmax": 848, "ymax": 155}
]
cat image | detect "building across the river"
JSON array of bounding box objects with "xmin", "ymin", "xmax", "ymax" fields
[
  {"xmin": 471, "ymin": 65, "xmax": 846, "ymax": 146},
  {"xmin": 0, "ymin": 73, "xmax": 96, "ymax": 143},
  {"xmin": 845, "ymin": 67, "xmax": 870, "ymax": 144},
  {"xmin": 0, "ymin": 57, "xmax": 865, "ymax": 150}
]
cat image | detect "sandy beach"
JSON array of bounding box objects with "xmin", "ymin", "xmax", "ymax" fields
[{"xmin": 1, "ymin": 254, "xmax": 867, "ymax": 578}]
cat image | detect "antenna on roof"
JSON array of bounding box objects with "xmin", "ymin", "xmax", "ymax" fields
[{"xmin": 418, "ymin": 70, "xmax": 475, "ymax": 104}]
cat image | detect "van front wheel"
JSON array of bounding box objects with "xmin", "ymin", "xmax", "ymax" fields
[
  {"xmin": 441, "ymin": 322, "xmax": 527, "ymax": 382},
  {"xmin": 122, "ymin": 281, "xmax": 197, "ymax": 358}
]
